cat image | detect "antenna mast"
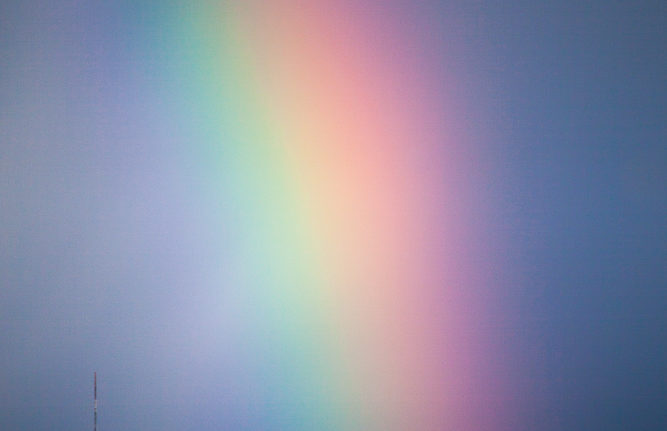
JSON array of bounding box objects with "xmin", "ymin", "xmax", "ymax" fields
[{"xmin": 94, "ymin": 372, "xmax": 97, "ymax": 431}]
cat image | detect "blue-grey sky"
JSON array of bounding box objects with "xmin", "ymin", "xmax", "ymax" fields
[{"xmin": 1, "ymin": 1, "xmax": 665, "ymax": 430}]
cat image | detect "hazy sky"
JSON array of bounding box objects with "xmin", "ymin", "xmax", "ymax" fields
[{"xmin": 1, "ymin": 1, "xmax": 665, "ymax": 430}]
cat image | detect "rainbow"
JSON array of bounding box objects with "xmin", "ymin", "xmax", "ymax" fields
[{"xmin": 141, "ymin": 1, "xmax": 506, "ymax": 429}]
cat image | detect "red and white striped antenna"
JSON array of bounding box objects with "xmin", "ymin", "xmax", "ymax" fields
[{"xmin": 94, "ymin": 372, "xmax": 97, "ymax": 431}]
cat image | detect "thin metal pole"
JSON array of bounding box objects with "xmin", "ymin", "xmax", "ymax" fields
[{"xmin": 94, "ymin": 372, "xmax": 97, "ymax": 431}]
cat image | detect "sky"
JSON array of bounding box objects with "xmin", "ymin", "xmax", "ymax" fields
[{"xmin": 1, "ymin": 1, "xmax": 665, "ymax": 430}]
